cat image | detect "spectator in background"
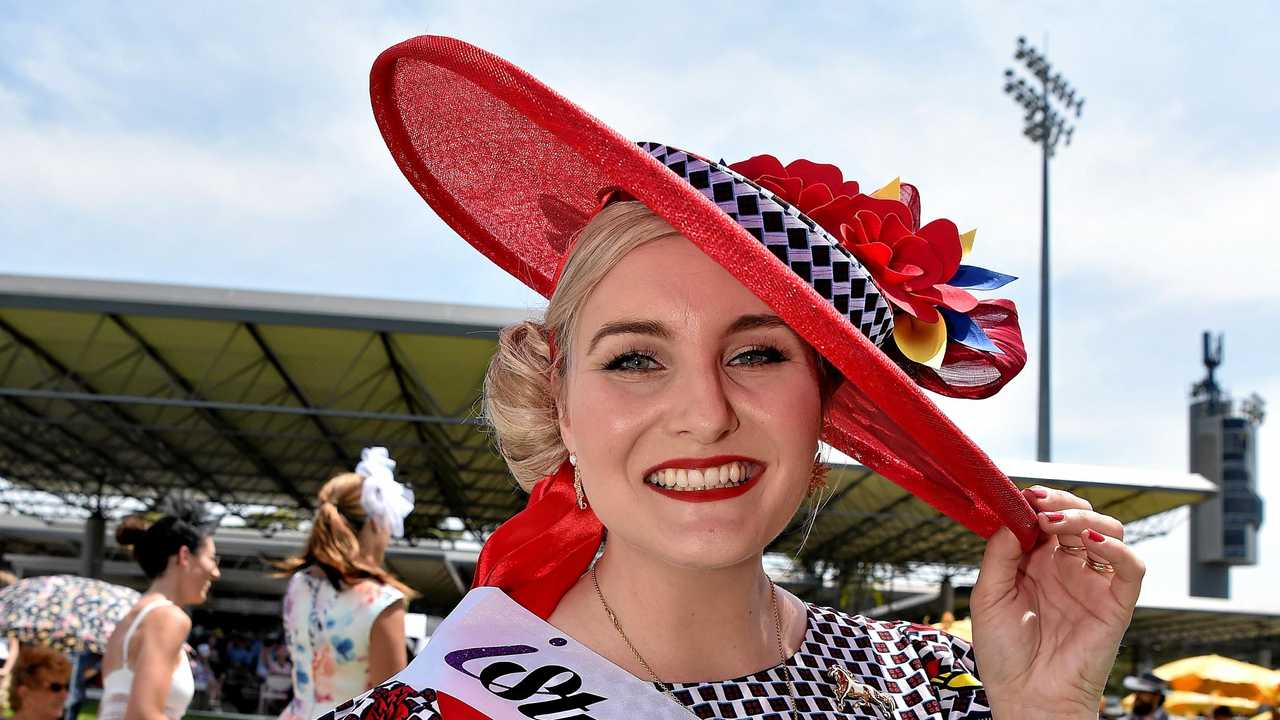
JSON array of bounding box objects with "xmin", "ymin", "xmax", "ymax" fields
[
  {"xmin": 256, "ymin": 638, "xmax": 292, "ymax": 714},
  {"xmin": 7, "ymin": 645, "xmax": 70, "ymax": 720},
  {"xmin": 1210, "ymin": 707, "xmax": 1232, "ymax": 720},
  {"xmin": 189, "ymin": 643, "xmax": 218, "ymax": 710},
  {"xmin": 1123, "ymin": 672, "xmax": 1170, "ymax": 720},
  {"xmin": 0, "ymin": 570, "xmax": 18, "ymax": 716},
  {"xmin": 273, "ymin": 447, "xmax": 415, "ymax": 720},
  {"xmin": 99, "ymin": 499, "xmax": 221, "ymax": 720}
]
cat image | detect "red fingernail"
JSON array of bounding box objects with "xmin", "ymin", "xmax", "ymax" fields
[
  {"xmin": 1044, "ymin": 512, "xmax": 1065, "ymax": 522},
  {"xmin": 1026, "ymin": 487, "xmax": 1049, "ymax": 499},
  {"xmin": 1085, "ymin": 529, "xmax": 1105, "ymax": 543}
]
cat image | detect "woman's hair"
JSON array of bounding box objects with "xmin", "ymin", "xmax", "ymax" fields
[
  {"xmin": 274, "ymin": 473, "xmax": 415, "ymax": 598},
  {"xmin": 484, "ymin": 202, "xmax": 683, "ymax": 490},
  {"xmin": 9, "ymin": 645, "xmax": 70, "ymax": 710},
  {"xmin": 115, "ymin": 497, "xmax": 215, "ymax": 579}
]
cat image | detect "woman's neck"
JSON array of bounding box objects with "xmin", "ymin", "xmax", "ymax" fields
[
  {"xmin": 358, "ymin": 544, "xmax": 384, "ymax": 568},
  {"xmin": 147, "ymin": 574, "xmax": 185, "ymax": 606},
  {"xmin": 561, "ymin": 537, "xmax": 803, "ymax": 683}
]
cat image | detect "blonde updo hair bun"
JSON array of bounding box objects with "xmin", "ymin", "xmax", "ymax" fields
[
  {"xmin": 482, "ymin": 201, "xmax": 683, "ymax": 492},
  {"xmin": 483, "ymin": 320, "xmax": 565, "ymax": 491}
]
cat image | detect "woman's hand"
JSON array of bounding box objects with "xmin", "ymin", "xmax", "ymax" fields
[{"xmin": 970, "ymin": 486, "xmax": 1145, "ymax": 720}]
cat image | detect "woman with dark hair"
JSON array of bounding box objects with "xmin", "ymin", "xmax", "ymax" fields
[
  {"xmin": 275, "ymin": 447, "xmax": 416, "ymax": 720},
  {"xmin": 7, "ymin": 645, "xmax": 70, "ymax": 720},
  {"xmin": 99, "ymin": 500, "xmax": 220, "ymax": 720}
]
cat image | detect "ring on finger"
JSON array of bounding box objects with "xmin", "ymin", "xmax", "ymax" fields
[
  {"xmin": 1087, "ymin": 558, "xmax": 1115, "ymax": 575},
  {"xmin": 1057, "ymin": 544, "xmax": 1089, "ymax": 558}
]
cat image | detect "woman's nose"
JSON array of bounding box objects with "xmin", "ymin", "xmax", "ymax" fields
[{"xmin": 666, "ymin": 361, "xmax": 738, "ymax": 443}]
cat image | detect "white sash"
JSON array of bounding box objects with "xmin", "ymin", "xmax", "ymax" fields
[{"xmin": 378, "ymin": 587, "xmax": 692, "ymax": 719}]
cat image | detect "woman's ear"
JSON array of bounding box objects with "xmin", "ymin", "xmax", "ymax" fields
[
  {"xmin": 555, "ymin": 373, "xmax": 575, "ymax": 455},
  {"xmin": 176, "ymin": 544, "xmax": 192, "ymax": 569}
]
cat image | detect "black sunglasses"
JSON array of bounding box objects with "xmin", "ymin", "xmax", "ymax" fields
[{"xmin": 44, "ymin": 682, "xmax": 68, "ymax": 693}]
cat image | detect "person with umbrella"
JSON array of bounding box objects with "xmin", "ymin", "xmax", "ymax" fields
[
  {"xmin": 99, "ymin": 499, "xmax": 221, "ymax": 720},
  {"xmin": 7, "ymin": 646, "xmax": 70, "ymax": 720},
  {"xmin": 1124, "ymin": 672, "xmax": 1171, "ymax": 719}
]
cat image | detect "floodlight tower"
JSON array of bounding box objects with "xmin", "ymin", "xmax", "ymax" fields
[{"xmin": 1004, "ymin": 36, "xmax": 1084, "ymax": 462}]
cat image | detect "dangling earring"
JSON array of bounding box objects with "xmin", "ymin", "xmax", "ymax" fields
[
  {"xmin": 807, "ymin": 456, "xmax": 830, "ymax": 497},
  {"xmin": 570, "ymin": 453, "xmax": 587, "ymax": 510}
]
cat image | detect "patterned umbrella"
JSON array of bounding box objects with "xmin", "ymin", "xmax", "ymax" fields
[{"xmin": 0, "ymin": 574, "xmax": 141, "ymax": 654}]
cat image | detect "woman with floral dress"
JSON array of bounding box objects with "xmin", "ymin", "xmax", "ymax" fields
[{"xmin": 276, "ymin": 448, "xmax": 416, "ymax": 719}]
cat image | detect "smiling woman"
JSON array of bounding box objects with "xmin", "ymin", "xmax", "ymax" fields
[
  {"xmin": 99, "ymin": 498, "xmax": 220, "ymax": 720},
  {"xmin": 321, "ymin": 34, "xmax": 1148, "ymax": 720}
]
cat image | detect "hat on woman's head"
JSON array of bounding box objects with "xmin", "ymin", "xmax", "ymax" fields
[{"xmin": 370, "ymin": 35, "xmax": 1040, "ymax": 612}]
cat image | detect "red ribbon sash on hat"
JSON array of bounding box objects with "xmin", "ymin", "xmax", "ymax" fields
[{"xmin": 472, "ymin": 461, "xmax": 605, "ymax": 621}]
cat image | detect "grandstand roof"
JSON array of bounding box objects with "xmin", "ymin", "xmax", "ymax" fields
[{"xmin": 0, "ymin": 274, "xmax": 1216, "ymax": 568}]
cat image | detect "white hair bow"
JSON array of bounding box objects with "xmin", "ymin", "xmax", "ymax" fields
[{"xmin": 356, "ymin": 446, "xmax": 414, "ymax": 538}]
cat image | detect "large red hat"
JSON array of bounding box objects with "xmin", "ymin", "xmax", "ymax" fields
[{"xmin": 370, "ymin": 36, "xmax": 1040, "ymax": 612}]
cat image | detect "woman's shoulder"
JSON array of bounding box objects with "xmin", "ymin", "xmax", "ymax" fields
[{"xmin": 348, "ymin": 578, "xmax": 405, "ymax": 607}]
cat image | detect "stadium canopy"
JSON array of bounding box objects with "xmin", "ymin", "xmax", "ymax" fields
[{"xmin": 0, "ymin": 274, "xmax": 1216, "ymax": 580}]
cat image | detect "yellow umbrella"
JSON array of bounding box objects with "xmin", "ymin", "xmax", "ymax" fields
[
  {"xmin": 1154, "ymin": 655, "xmax": 1280, "ymax": 704},
  {"xmin": 1123, "ymin": 690, "xmax": 1260, "ymax": 717}
]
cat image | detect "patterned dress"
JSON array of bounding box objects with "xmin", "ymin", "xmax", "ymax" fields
[
  {"xmin": 320, "ymin": 602, "xmax": 992, "ymax": 719},
  {"xmin": 280, "ymin": 571, "xmax": 405, "ymax": 720}
]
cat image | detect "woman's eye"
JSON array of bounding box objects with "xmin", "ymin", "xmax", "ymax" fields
[
  {"xmin": 603, "ymin": 352, "xmax": 661, "ymax": 372},
  {"xmin": 729, "ymin": 346, "xmax": 787, "ymax": 367}
]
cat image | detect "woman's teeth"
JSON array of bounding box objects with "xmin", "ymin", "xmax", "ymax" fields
[{"xmin": 644, "ymin": 462, "xmax": 753, "ymax": 491}]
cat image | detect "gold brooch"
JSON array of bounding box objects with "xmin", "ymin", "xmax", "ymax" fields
[{"xmin": 829, "ymin": 665, "xmax": 895, "ymax": 717}]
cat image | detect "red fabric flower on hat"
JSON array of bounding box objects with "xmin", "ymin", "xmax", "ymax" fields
[{"xmin": 729, "ymin": 154, "xmax": 1026, "ymax": 397}]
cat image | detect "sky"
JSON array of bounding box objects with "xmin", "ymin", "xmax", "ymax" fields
[{"xmin": 1, "ymin": 1, "xmax": 1277, "ymax": 610}]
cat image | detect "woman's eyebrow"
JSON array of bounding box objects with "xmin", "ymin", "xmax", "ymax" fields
[
  {"xmin": 587, "ymin": 319, "xmax": 671, "ymax": 354},
  {"xmin": 726, "ymin": 314, "xmax": 788, "ymax": 334}
]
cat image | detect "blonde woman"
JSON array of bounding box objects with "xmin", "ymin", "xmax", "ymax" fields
[
  {"xmin": 276, "ymin": 448, "xmax": 415, "ymax": 720},
  {"xmin": 321, "ymin": 36, "xmax": 1145, "ymax": 720},
  {"xmin": 100, "ymin": 500, "xmax": 221, "ymax": 720}
]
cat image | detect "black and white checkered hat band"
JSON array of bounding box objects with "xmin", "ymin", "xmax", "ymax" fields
[{"xmin": 640, "ymin": 142, "xmax": 895, "ymax": 347}]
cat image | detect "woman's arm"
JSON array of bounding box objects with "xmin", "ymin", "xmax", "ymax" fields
[
  {"xmin": 125, "ymin": 606, "xmax": 192, "ymax": 720},
  {"xmin": 367, "ymin": 600, "xmax": 407, "ymax": 687}
]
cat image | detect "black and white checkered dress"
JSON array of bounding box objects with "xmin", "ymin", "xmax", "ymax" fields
[
  {"xmin": 657, "ymin": 603, "xmax": 992, "ymax": 719},
  {"xmin": 324, "ymin": 604, "xmax": 992, "ymax": 720}
]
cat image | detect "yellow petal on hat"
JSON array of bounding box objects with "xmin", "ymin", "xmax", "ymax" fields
[
  {"xmin": 960, "ymin": 228, "xmax": 976, "ymax": 260},
  {"xmin": 871, "ymin": 177, "xmax": 901, "ymax": 200},
  {"xmin": 894, "ymin": 314, "xmax": 948, "ymax": 369}
]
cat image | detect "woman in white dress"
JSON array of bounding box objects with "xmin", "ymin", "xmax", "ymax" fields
[{"xmin": 99, "ymin": 500, "xmax": 221, "ymax": 720}]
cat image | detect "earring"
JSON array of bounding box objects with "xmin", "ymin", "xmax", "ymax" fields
[
  {"xmin": 569, "ymin": 454, "xmax": 587, "ymax": 510},
  {"xmin": 807, "ymin": 458, "xmax": 830, "ymax": 497}
]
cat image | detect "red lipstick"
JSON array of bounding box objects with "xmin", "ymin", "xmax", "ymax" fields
[{"xmin": 642, "ymin": 456, "xmax": 764, "ymax": 504}]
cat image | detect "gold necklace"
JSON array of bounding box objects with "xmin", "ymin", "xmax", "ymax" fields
[{"xmin": 590, "ymin": 564, "xmax": 798, "ymax": 719}]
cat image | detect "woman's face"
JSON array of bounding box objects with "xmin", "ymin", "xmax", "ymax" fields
[
  {"xmin": 559, "ymin": 236, "xmax": 823, "ymax": 570},
  {"xmin": 16, "ymin": 668, "xmax": 69, "ymax": 720},
  {"xmin": 180, "ymin": 536, "xmax": 220, "ymax": 605}
]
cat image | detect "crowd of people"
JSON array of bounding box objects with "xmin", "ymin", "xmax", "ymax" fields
[{"xmin": 0, "ymin": 445, "xmax": 416, "ymax": 719}]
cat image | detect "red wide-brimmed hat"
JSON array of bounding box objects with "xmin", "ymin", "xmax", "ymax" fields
[{"xmin": 370, "ymin": 35, "xmax": 1040, "ymax": 615}]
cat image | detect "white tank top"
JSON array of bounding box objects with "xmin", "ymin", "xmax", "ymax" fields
[{"xmin": 99, "ymin": 599, "xmax": 195, "ymax": 720}]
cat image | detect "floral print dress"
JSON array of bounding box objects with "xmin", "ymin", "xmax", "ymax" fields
[{"xmin": 280, "ymin": 570, "xmax": 405, "ymax": 720}]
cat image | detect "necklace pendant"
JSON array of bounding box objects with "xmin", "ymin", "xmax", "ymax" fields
[{"xmin": 828, "ymin": 665, "xmax": 894, "ymax": 717}]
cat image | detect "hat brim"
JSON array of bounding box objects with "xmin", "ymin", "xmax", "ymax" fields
[{"xmin": 370, "ymin": 35, "xmax": 1039, "ymax": 548}]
